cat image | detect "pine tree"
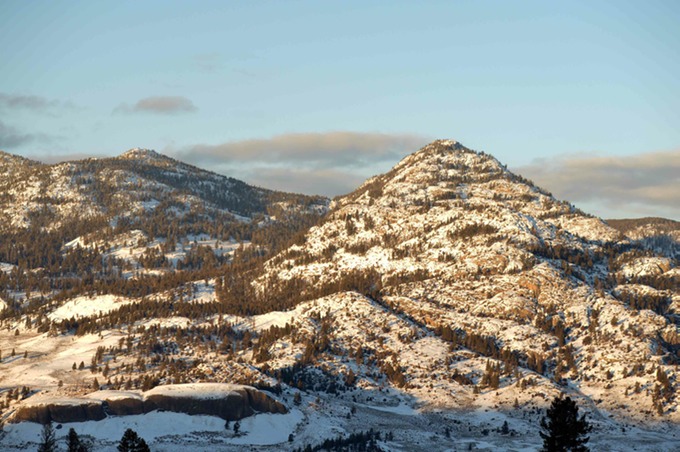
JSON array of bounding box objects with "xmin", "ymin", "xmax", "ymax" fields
[
  {"xmin": 37, "ymin": 422, "xmax": 56, "ymax": 452},
  {"xmin": 540, "ymin": 396, "xmax": 592, "ymax": 451},
  {"xmin": 67, "ymin": 427, "xmax": 90, "ymax": 452},
  {"xmin": 117, "ymin": 428, "xmax": 150, "ymax": 452}
]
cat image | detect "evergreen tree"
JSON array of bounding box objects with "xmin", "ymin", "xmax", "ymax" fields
[
  {"xmin": 117, "ymin": 428, "xmax": 150, "ymax": 452},
  {"xmin": 540, "ymin": 396, "xmax": 592, "ymax": 451},
  {"xmin": 37, "ymin": 422, "xmax": 56, "ymax": 452},
  {"xmin": 67, "ymin": 427, "xmax": 90, "ymax": 452}
]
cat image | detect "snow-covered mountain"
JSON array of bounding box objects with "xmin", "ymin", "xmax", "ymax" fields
[
  {"xmin": 0, "ymin": 147, "xmax": 327, "ymax": 233},
  {"xmin": 1, "ymin": 141, "xmax": 678, "ymax": 451},
  {"xmin": 0, "ymin": 147, "xmax": 328, "ymax": 315},
  {"xmin": 245, "ymin": 139, "xmax": 678, "ymax": 415}
]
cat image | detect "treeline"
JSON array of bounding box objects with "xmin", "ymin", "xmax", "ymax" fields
[
  {"xmin": 54, "ymin": 299, "xmax": 234, "ymax": 335},
  {"xmin": 217, "ymin": 267, "xmax": 383, "ymax": 316}
]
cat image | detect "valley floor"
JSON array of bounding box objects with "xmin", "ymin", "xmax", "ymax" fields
[{"xmin": 2, "ymin": 387, "xmax": 679, "ymax": 451}]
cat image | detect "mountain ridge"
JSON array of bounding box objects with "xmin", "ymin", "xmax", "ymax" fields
[
  {"xmin": 226, "ymin": 138, "xmax": 678, "ymax": 424},
  {"xmin": 0, "ymin": 147, "xmax": 329, "ymax": 233},
  {"xmin": 0, "ymin": 140, "xmax": 678, "ymax": 451}
]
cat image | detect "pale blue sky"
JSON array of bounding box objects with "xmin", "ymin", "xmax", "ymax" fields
[{"xmin": 1, "ymin": 1, "xmax": 678, "ymax": 219}]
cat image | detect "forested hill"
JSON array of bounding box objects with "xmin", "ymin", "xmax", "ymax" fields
[{"xmin": 0, "ymin": 147, "xmax": 328, "ymax": 315}]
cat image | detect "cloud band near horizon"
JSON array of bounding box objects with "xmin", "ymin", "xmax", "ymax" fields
[
  {"xmin": 515, "ymin": 150, "xmax": 680, "ymax": 220},
  {"xmin": 174, "ymin": 132, "xmax": 428, "ymax": 168},
  {"xmin": 168, "ymin": 131, "xmax": 429, "ymax": 196}
]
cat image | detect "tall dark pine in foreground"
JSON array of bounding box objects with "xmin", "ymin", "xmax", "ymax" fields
[
  {"xmin": 68, "ymin": 427, "xmax": 90, "ymax": 452},
  {"xmin": 540, "ymin": 396, "xmax": 592, "ymax": 452}
]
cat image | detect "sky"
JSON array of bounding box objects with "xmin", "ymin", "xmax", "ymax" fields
[{"xmin": 0, "ymin": 1, "xmax": 678, "ymax": 220}]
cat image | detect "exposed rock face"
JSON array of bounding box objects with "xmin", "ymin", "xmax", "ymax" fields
[
  {"xmin": 244, "ymin": 386, "xmax": 288, "ymax": 415},
  {"xmin": 11, "ymin": 384, "xmax": 287, "ymax": 424},
  {"xmin": 142, "ymin": 386, "xmax": 286, "ymax": 420},
  {"xmin": 12, "ymin": 400, "xmax": 105, "ymax": 424},
  {"xmin": 103, "ymin": 397, "xmax": 145, "ymax": 416}
]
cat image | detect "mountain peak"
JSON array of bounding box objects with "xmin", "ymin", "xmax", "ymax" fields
[
  {"xmin": 344, "ymin": 138, "xmax": 511, "ymax": 207},
  {"xmin": 420, "ymin": 138, "xmax": 467, "ymax": 153},
  {"xmin": 392, "ymin": 139, "xmax": 494, "ymax": 172},
  {"xmin": 429, "ymin": 138, "xmax": 460, "ymax": 148},
  {"xmin": 118, "ymin": 148, "xmax": 171, "ymax": 163}
]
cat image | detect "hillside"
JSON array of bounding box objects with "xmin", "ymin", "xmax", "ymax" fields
[
  {"xmin": 0, "ymin": 141, "xmax": 678, "ymax": 451},
  {"xmin": 607, "ymin": 217, "xmax": 680, "ymax": 259},
  {"xmin": 0, "ymin": 148, "xmax": 328, "ymax": 316},
  {"xmin": 607, "ymin": 217, "xmax": 680, "ymax": 237},
  {"xmin": 242, "ymin": 140, "xmax": 678, "ymax": 418}
]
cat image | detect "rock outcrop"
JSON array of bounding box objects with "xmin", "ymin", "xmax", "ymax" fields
[
  {"xmin": 12, "ymin": 399, "xmax": 105, "ymax": 424},
  {"xmin": 11, "ymin": 384, "xmax": 287, "ymax": 424}
]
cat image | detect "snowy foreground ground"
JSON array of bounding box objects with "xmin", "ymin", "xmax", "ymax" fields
[{"xmin": 2, "ymin": 389, "xmax": 679, "ymax": 452}]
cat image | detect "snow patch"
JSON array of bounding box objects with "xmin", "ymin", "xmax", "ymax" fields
[{"xmin": 48, "ymin": 294, "xmax": 134, "ymax": 321}]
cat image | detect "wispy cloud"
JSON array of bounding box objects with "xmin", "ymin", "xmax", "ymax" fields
[
  {"xmin": 114, "ymin": 96, "xmax": 197, "ymax": 115},
  {"xmin": 515, "ymin": 149, "xmax": 680, "ymax": 219},
  {"xmin": 190, "ymin": 52, "xmax": 259, "ymax": 77},
  {"xmin": 0, "ymin": 92, "xmax": 75, "ymax": 114},
  {"xmin": 0, "ymin": 120, "xmax": 56, "ymax": 149},
  {"xmin": 192, "ymin": 53, "xmax": 223, "ymax": 72},
  {"xmin": 0, "ymin": 120, "xmax": 34, "ymax": 148},
  {"xmin": 169, "ymin": 131, "xmax": 428, "ymax": 196}
]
